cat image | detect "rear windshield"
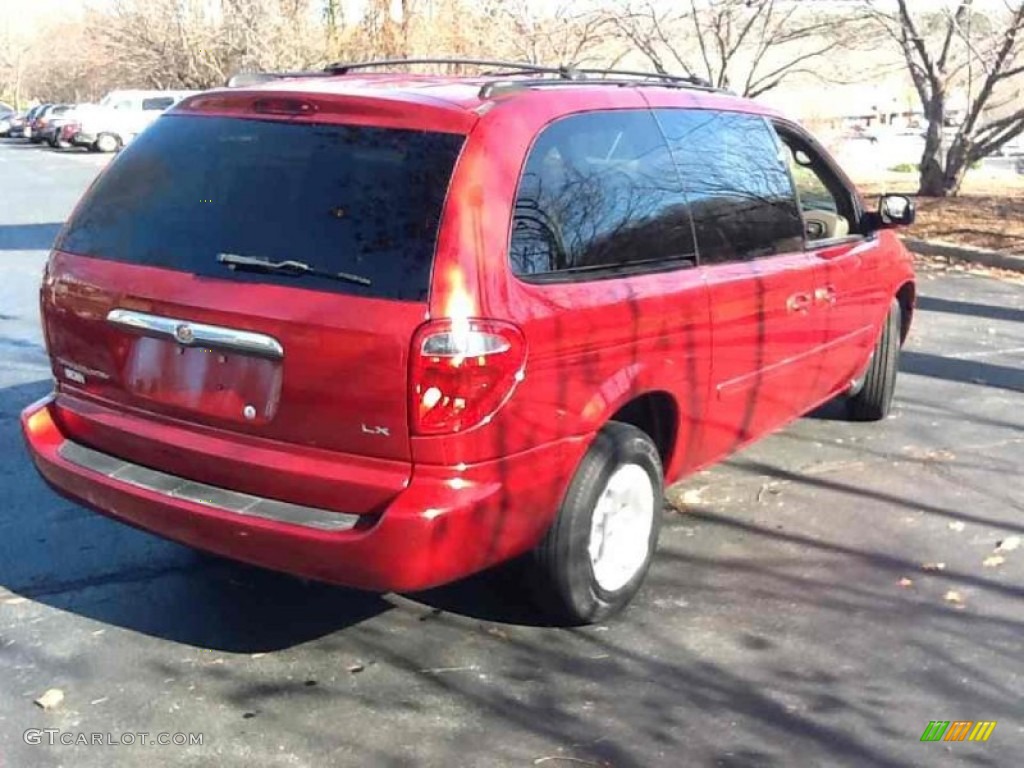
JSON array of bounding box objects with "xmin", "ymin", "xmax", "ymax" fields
[{"xmin": 57, "ymin": 115, "xmax": 465, "ymax": 301}]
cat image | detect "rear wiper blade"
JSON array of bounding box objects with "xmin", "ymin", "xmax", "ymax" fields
[{"xmin": 216, "ymin": 252, "xmax": 372, "ymax": 287}]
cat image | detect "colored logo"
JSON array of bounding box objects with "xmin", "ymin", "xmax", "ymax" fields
[{"xmin": 920, "ymin": 721, "xmax": 996, "ymax": 742}]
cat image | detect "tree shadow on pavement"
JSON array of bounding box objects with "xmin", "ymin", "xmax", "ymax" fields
[
  {"xmin": 901, "ymin": 351, "xmax": 1024, "ymax": 393},
  {"xmin": 917, "ymin": 295, "xmax": 1024, "ymax": 324}
]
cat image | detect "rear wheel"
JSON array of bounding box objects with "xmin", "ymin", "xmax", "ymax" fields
[
  {"xmin": 95, "ymin": 133, "xmax": 120, "ymax": 153},
  {"xmin": 529, "ymin": 422, "xmax": 663, "ymax": 624},
  {"xmin": 847, "ymin": 299, "xmax": 901, "ymax": 421}
]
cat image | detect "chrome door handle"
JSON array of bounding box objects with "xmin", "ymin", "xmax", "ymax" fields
[
  {"xmin": 786, "ymin": 293, "xmax": 812, "ymax": 314},
  {"xmin": 814, "ymin": 286, "xmax": 837, "ymax": 305}
]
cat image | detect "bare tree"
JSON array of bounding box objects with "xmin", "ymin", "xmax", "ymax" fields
[
  {"xmin": 612, "ymin": 0, "xmax": 855, "ymax": 96},
  {"xmin": 94, "ymin": 0, "xmax": 327, "ymax": 90},
  {"xmin": 501, "ymin": 1, "xmax": 623, "ymax": 67},
  {"xmin": 865, "ymin": 0, "xmax": 1024, "ymax": 197},
  {"xmin": 0, "ymin": 16, "xmax": 36, "ymax": 107}
]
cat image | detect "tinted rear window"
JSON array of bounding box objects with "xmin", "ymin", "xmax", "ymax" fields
[
  {"xmin": 57, "ymin": 115, "xmax": 465, "ymax": 301},
  {"xmin": 510, "ymin": 110, "xmax": 695, "ymax": 278}
]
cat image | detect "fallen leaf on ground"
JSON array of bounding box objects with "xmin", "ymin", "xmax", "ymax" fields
[
  {"xmin": 678, "ymin": 488, "xmax": 706, "ymax": 506},
  {"xmin": 898, "ymin": 577, "xmax": 914, "ymax": 587},
  {"xmin": 943, "ymin": 590, "xmax": 964, "ymax": 604},
  {"xmin": 948, "ymin": 521, "xmax": 966, "ymax": 532},
  {"xmin": 34, "ymin": 689, "xmax": 64, "ymax": 710},
  {"xmin": 347, "ymin": 664, "xmax": 365, "ymax": 674},
  {"xmin": 921, "ymin": 562, "xmax": 947, "ymax": 571},
  {"xmin": 996, "ymin": 536, "xmax": 1021, "ymax": 553},
  {"xmin": 983, "ymin": 555, "xmax": 1006, "ymax": 568},
  {"xmin": 2, "ymin": 597, "xmax": 27, "ymax": 606},
  {"xmin": 420, "ymin": 665, "xmax": 479, "ymax": 674}
]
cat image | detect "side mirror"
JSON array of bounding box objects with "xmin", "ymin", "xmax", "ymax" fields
[
  {"xmin": 878, "ymin": 194, "xmax": 916, "ymax": 227},
  {"xmin": 861, "ymin": 194, "xmax": 916, "ymax": 233}
]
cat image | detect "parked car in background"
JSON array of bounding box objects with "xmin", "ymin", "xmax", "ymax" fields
[
  {"xmin": 41, "ymin": 104, "xmax": 104, "ymax": 149},
  {"xmin": 21, "ymin": 61, "xmax": 918, "ymax": 624},
  {"xmin": 20, "ymin": 104, "xmax": 49, "ymax": 139},
  {"xmin": 29, "ymin": 104, "xmax": 67, "ymax": 143},
  {"xmin": 71, "ymin": 90, "xmax": 198, "ymax": 152},
  {"xmin": 36, "ymin": 105, "xmax": 78, "ymax": 146},
  {"xmin": 55, "ymin": 119, "xmax": 83, "ymax": 150},
  {"xmin": 1016, "ymin": 156, "xmax": 1024, "ymax": 175},
  {"xmin": 0, "ymin": 109, "xmax": 24, "ymax": 137}
]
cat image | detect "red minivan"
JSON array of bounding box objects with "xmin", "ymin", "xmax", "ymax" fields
[{"xmin": 21, "ymin": 61, "xmax": 916, "ymax": 623}]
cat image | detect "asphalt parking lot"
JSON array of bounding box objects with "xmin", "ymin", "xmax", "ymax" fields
[{"xmin": 1, "ymin": 138, "xmax": 1022, "ymax": 767}]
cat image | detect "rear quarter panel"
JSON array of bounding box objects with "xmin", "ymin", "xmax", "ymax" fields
[{"xmin": 419, "ymin": 88, "xmax": 716, "ymax": 481}]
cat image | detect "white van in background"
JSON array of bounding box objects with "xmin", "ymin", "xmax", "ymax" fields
[{"xmin": 71, "ymin": 90, "xmax": 199, "ymax": 153}]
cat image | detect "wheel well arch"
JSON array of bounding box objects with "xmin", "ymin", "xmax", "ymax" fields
[
  {"xmin": 609, "ymin": 391, "xmax": 679, "ymax": 474},
  {"xmin": 895, "ymin": 281, "xmax": 916, "ymax": 345}
]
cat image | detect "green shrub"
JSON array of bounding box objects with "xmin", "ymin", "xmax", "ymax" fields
[{"xmin": 888, "ymin": 163, "xmax": 919, "ymax": 173}]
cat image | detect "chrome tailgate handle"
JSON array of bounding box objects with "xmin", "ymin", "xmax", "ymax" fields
[{"xmin": 107, "ymin": 309, "xmax": 284, "ymax": 360}]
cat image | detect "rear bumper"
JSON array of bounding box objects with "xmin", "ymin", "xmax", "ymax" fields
[{"xmin": 22, "ymin": 395, "xmax": 584, "ymax": 592}]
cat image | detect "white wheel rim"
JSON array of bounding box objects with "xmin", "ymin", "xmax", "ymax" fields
[{"xmin": 588, "ymin": 463, "xmax": 655, "ymax": 593}]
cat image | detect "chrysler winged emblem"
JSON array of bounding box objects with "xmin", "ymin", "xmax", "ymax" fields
[{"xmin": 174, "ymin": 323, "xmax": 195, "ymax": 345}]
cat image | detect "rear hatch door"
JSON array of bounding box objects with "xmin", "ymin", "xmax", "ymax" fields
[{"xmin": 44, "ymin": 103, "xmax": 467, "ymax": 509}]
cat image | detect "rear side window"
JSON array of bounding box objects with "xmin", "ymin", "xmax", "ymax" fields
[
  {"xmin": 57, "ymin": 115, "xmax": 465, "ymax": 301},
  {"xmin": 141, "ymin": 97, "xmax": 176, "ymax": 111},
  {"xmin": 655, "ymin": 109, "xmax": 804, "ymax": 264},
  {"xmin": 510, "ymin": 110, "xmax": 695, "ymax": 278}
]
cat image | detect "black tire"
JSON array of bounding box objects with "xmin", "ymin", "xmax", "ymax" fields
[
  {"xmin": 847, "ymin": 299, "xmax": 901, "ymax": 421},
  {"xmin": 95, "ymin": 133, "xmax": 120, "ymax": 153},
  {"xmin": 528, "ymin": 421, "xmax": 663, "ymax": 625}
]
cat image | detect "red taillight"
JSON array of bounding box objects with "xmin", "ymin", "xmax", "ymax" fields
[{"xmin": 410, "ymin": 319, "xmax": 526, "ymax": 436}]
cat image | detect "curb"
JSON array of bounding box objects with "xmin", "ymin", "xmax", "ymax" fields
[{"xmin": 903, "ymin": 237, "xmax": 1024, "ymax": 273}]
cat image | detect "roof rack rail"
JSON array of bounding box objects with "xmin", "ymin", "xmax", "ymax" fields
[
  {"xmin": 325, "ymin": 57, "xmax": 712, "ymax": 87},
  {"xmin": 226, "ymin": 58, "xmax": 724, "ymax": 97},
  {"xmin": 478, "ymin": 75, "xmax": 720, "ymax": 99},
  {"xmin": 575, "ymin": 67, "xmax": 713, "ymax": 88},
  {"xmin": 322, "ymin": 58, "xmax": 720, "ymax": 97},
  {"xmin": 324, "ymin": 58, "xmax": 586, "ymax": 78}
]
